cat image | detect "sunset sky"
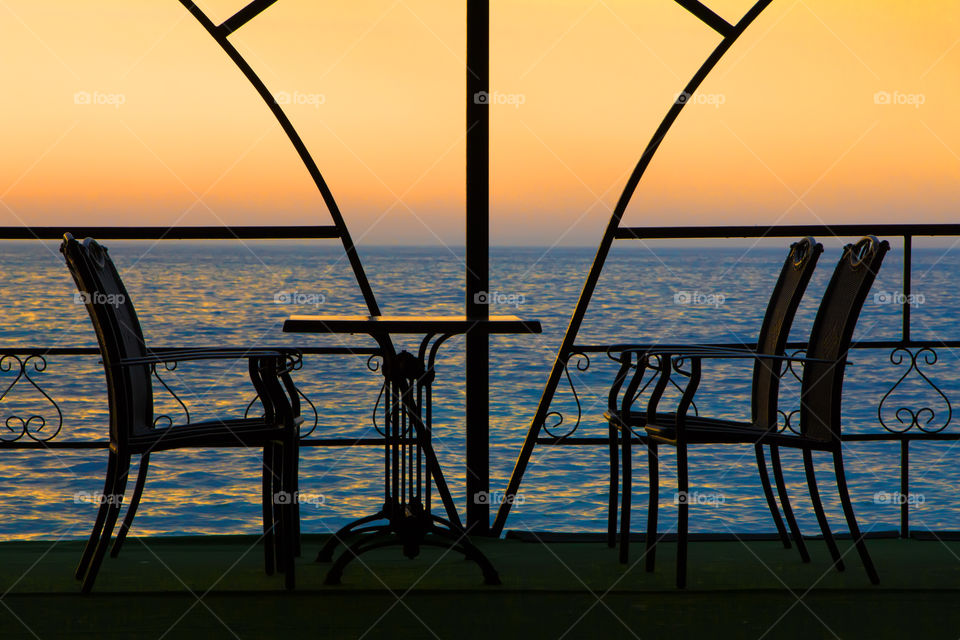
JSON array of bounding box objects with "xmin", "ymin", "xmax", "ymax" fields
[{"xmin": 1, "ymin": 0, "xmax": 958, "ymax": 245}]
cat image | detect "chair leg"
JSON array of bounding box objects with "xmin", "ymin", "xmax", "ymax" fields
[
  {"xmin": 262, "ymin": 442, "xmax": 276, "ymax": 576},
  {"xmin": 271, "ymin": 441, "xmax": 286, "ymax": 574},
  {"xmin": 833, "ymin": 449, "xmax": 879, "ymax": 584},
  {"xmin": 802, "ymin": 448, "xmax": 844, "ymax": 572},
  {"xmin": 771, "ymin": 446, "xmax": 809, "ymax": 562},
  {"xmin": 618, "ymin": 423, "xmax": 631, "ymax": 564},
  {"xmin": 81, "ymin": 452, "xmax": 131, "ymax": 594},
  {"xmin": 608, "ymin": 421, "xmax": 619, "ymax": 549},
  {"xmin": 645, "ymin": 441, "xmax": 659, "ymax": 573},
  {"xmin": 111, "ymin": 453, "xmax": 149, "ymax": 558},
  {"xmin": 76, "ymin": 450, "xmax": 119, "ymax": 580},
  {"xmin": 282, "ymin": 433, "xmax": 298, "ymax": 590},
  {"xmin": 676, "ymin": 441, "xmax": 689, "ymax": 589},
  {"xmin": 292, "ymin": 435, "xmax": 301, "ymax": 558},
  {"xmin": 755, "ymin": 444, "xmax": 790, "ymax": 548}
]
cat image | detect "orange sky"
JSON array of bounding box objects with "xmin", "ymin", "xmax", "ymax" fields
[{"xmin": 1, "ymin": 1, "xmax": 958, "ymax": 245}]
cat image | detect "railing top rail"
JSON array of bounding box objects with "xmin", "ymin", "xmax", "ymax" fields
[
  {"xmin": 0, "ymin": 347, "xmax": 380, "ymax": 356},
  {"xmin": 574, "ymin": 340, "xmax": 960, "ymax": 353},
  {"xmin": 0, "ymin": 226, "xmax": 340, "ymax": 240},
  {"xmin": 615, "ymin": 224, "xmax": 960, "ymax": 240}
]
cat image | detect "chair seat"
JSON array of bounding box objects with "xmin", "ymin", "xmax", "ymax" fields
[
  {"xmin": 127, "ymin": 417, "xmax": 292, "ymax": 453},
  {"xmin": 605, "ymin": 410, "xmax": 824, "ymax": 448}
]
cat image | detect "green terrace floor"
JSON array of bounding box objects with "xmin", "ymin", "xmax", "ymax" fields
[{"xmin": 2, "ymin": 532, "xmax": 960, "ymax": 639}]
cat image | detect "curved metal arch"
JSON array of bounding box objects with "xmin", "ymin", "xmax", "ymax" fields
[
  {"xmin": 178, "ymin": 0, "xmax": 381, "ymax": 316},
  {"xmin": 493, "ymin": 0, "xmax": 776, "ymax": 535}
]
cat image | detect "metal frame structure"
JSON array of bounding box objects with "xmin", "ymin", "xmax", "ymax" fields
[
  {"xmin": 178, "ymin": 0, "xmax": 497, "ymax": 532},
  {"xmin": 178, "ymin": 0, "xmax": 382, "ymax": 317},
  {"xmin": 466, "ymin": 0, "xmax": 491, "ymax": 534},
  {"xmin": 1, "ymin": 224, "xmax": 960, "ymax": 542},
  {"xmin": 493, "ymin": 0, "xmax": 778, "ymax": 534}
]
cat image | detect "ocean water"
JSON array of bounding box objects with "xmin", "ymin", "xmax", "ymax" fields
[{"xmin": 1, "ymin": 239, "xmax": 960, "ymax": 540}]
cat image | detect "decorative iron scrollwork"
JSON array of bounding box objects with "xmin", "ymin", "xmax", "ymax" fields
[
  {"xmin": 243, "ymin": 354, "xmax": 320, "ymax": 437},
  {"xmin": 0, "ymin": 354, "xmax": 63, "ymax": 443},
  {"xmin": 878, "ymin": 347, "xmax": 952, "ymax": 433},
  {"xmin": 777, "ymin": 349, "xmax": 805, "ymax": 434},
  {"xmin": 152, "ymin": 361, "xmax": 190, "ymax": 428},
  {"xmin": 543, "ymin": 351, "xmax": 590, "ymax": 439}
]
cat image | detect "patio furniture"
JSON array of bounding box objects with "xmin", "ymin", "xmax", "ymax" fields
[
  {"xmin": 607, "ymin": 237, "xmax": 823, "ymax": 564},
  {"xmin": 283, "ymin": 314, "xmax": 541, "ymax": 584},
  {"xmin": 61, "ymin": 234, "xmax": 302, "ymax": 593},
  {"xmin": 614, "ymin": 236, "xmax": 888, "ymax": 587}
]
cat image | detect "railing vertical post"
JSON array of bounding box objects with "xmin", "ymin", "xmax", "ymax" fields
[
  {"xmin": 900, "ymin": 438, "xmax": 910, "ymax": 538},
  {"xmin": 903, "ymin": 235, "xmax": 912, "ymax": 343},
  {"xmin": 900, "ymin": 235, "xmax": 912, "ymax": 539},
  {"xmin": 465, "ymin": 0, "xmax": 491, "ymax": 535}
]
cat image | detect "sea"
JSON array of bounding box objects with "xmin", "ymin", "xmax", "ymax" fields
[{"xmin": 1, "ymin": 239, "xmax": 960, "ymax": 540}]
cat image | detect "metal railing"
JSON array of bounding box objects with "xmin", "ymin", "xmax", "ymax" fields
[
  {"xmin": 501, "ymin": 223, "xmax": 960, "ymax": 538},
  {"xmin": 6, "ymin": 224, "xmax": 960, "ymax": 538},
  {"xmin": 0, "ymin": 226, "xmax": 384, "ymax": 450}
]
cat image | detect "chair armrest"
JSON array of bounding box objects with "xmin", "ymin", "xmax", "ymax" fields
[{"xmin": 120, "ymin": 348, "xmax": 305, "ymax": 428}]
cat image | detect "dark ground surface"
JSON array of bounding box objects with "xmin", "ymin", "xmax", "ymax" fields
[{"xmin": 1, "ymin": 533, "xmax": 958, "ymax": 639}]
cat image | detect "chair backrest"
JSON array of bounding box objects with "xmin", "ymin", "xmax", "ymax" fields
[
  {"xmin": 800, "ymin": 236, "xmax": 889, "ymax": 442},
  {"xmin": 61, "ymin": 234, "xmax": 153, "ymax": 445},
  {"xmin": 751, "ymin": 237, "xmax": 823, "ymax": 429}
]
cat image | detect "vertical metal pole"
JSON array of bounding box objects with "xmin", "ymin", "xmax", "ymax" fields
[
  {"xmin": 900, "ymin": 439, "xmax": 909, "ymax": 538},
  {"xmin": 466, "ymin": 0, "xmax": 491, "ymax": 534},
  {"xmin": 900, "ymin": 235, "xmax": 912, "ymax": 538},
  {"xmin": 903, "ymin": 235, "xmax": 912, "ymax": 343}
]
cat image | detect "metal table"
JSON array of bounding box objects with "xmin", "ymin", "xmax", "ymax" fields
[{"xmin": 282, "ymin": 314, "xmax": 541, "ymax": 584}]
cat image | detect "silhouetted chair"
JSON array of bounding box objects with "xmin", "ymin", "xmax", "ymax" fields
[
  {"xmin": 61, "ymin": 234, "xmax": 302, "ymax": 593},
  {"xmin": 607, "ymin": 237, "xmax": 823, "ymax": 560},
  {"xmin": 614, "ymin": 236, "xmax": 888, "ymax": 587}
]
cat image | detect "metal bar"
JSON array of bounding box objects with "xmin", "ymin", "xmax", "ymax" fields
[
  {"xmin": 901, "ymin": 439, "xmax": 910, "ymax": 538},
  {"xmin": 218, "ymin": 0, "xmax": 279, "ymax": 36},
  {"xmin": 533, "ymin": 433, "xmax": 960, "ymax": 445},
  {"xmin": 466, "ymin": 0, "xmax": 491, "ymax": 535},
  {"xmin": 0, "ymin": 226, "xmax": 339, "ymax": 240},
  {"xmin": 1, "ymin": 223, "xmax": 957, "ymax": 242},
  {"xmin": 14, "ymin": 431, "xmax": 960, "ymax": 451},
  {"xmin": 178, "ymin": 0, "xmax": 383, "ymax": 317},
  {"xmin": 575, "ymin": 339, "xmax": 960, "ymax": 352},
  {"xmin": 6, "ymin": 223, "xmax": 959, "ymax": 242},
  {"xmin": 674, "ymin": 0, "xmax": 734, "ymax": 36},
  {"xmin": 0, "ymin": 347, "xmax": 379, "ymax": 356},
  {"xmin": 492, "ymin": 0, "xmax": 775, "ymax": 536},
  {"xmin": 0, "ymin": 438, "xmax": 389, "ymax": 449},
  {"xmin": 615, "ymin": 224, "xmax": 960, "ymax": 239},
  {"xmin": 903, "ymin": 235, "xmax": 912, "ymax": 343}
]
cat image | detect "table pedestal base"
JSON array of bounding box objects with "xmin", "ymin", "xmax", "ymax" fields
[{"xmin": 317, "ymin": 498, "xmax": 500, "ymax": 585}]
